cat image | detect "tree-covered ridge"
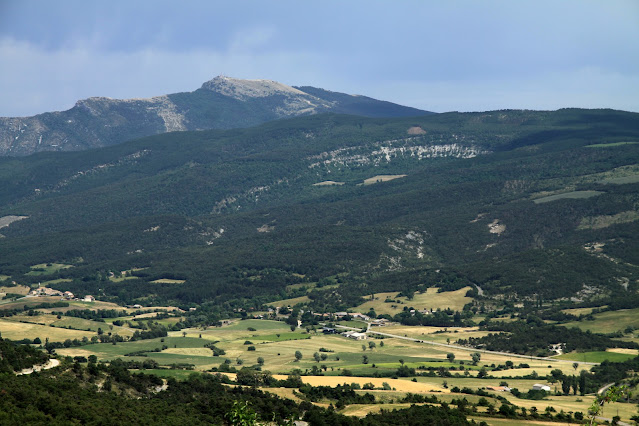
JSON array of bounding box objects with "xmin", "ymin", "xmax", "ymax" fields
[
  {"xmin": 0, "ymin": 359, "xmax": 479, "ymax": 426},
  {"xmin": 0, "ymin": 338, "xmax": 49, "ymax": 373},
  {"xmin": 0, "ymin": 109, "xmax": 637, "ymax": 306}
]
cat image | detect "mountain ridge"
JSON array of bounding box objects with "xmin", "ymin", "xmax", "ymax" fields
[{"xmin": 0, "ymin": 76, "xmax": 428, "ymax": 156}]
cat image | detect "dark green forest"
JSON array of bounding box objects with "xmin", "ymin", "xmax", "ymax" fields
[{"xmin": 0, "ymin": 109, "xmax": 638, "ymax": 308}]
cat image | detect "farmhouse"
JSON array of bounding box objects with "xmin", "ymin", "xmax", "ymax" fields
[
  {"xmin": 29, "ymin": 287, "xmax": 62, "ymax": 297},
  {"xmin": 83, "ymin": 295, "xmax": 95, "ymax": 302},
  {"xmin": 350, "ymin": 313, "xmax": 371, "ymax": 321},
  {"xmin": 532, "ymin": 384, "xmax": 551, "ymax": 392},
  {"xmin": 343, "ymin": 331, "xmax": 367, "ymax": 340},
  {"xmin": 321, "ymin": 327, "xmax": 337, "ymax": 334},
  {"xmin": 63, "ymin": 291, "xmax": 74, "ymax": 300},
  {"xmin": 370, "ymin": 319, "xmax": 389, "ymax": 326}
]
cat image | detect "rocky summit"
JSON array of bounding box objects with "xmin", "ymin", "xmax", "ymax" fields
[{"xmin": 0, "ymin": 76, "xmax": 427, "ymax": 156}]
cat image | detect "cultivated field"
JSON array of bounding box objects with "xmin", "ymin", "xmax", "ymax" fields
[
  {"xmin": 562, "ymin": 308, "xmax": 639, "ymax": 334},
  {"xmin": 354, "ymin": 287, "xmax": 473, "ymax": 315},
  {"xmin": 0, "ymin": 317, "xmax": 95, "ymax": 341}
]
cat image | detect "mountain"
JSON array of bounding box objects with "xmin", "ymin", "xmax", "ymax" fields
[
  {"xmin": 0, "ymin": 109, "xmax": 638, "ymax": 308},
  {"xmin": 0, "ymin": 76, "xmax": 428, "ymax": 156}
]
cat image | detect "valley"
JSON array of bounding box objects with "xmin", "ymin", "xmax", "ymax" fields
[{"xmin": 1, "ymin": 106, "xmax": 638, "ymax": 424}]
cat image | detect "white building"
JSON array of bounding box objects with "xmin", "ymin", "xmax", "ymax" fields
[
  {"xmin": 343, "ymin": 331, "xmax": 367, "ymax": 340},
  {"xmin": 532, "ymin": 384, "xmax": 551, "ymax": 392}
]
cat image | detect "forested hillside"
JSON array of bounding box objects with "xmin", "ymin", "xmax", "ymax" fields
[{"xmin": 0, "ymin": 109, "xmax": 638, "ymax": 307}]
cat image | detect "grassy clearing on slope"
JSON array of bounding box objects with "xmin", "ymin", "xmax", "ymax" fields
[
  {"xmin": 577, "ymin": 210, "xmax": 639, "ymax": 230},
  {"xmin": 355, "ymin": 287, "xmax": 472, "ymax": 316},
  {"xmin": 0, "ymin": 318, "xmax": 96, "ymax": 341},
  {"xmin": 269, "ymin": 295, "xmax": 311, "ymax": 307},
  {"xmin": 0, "ymin": 285, "xmax": 30, "ymax": 295},
  {"xmin": 362, "ymin": 175, "xmax": 407, "ymax": 185},
  {"xmin": 533, "ymin": 191, "xmax": 603, "ymax": 204},
  {"xmin": 150, "ymin": 279, "xmax": 186, "ymax": 284},
  {"xmin": 26, "ymin": 263, "xmax": 73, "ymax": 276},
  {"xmin": 562, "ymin": 308, "xmax": 639, "ymax": 334}
]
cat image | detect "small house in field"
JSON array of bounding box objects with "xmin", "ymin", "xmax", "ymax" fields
[
  {"xmin": 63, "ymin": 291, "xmax": 74, "ymax": 300},
  {"xmin": 83, "ymin": 295, "xmax": 95, "ymax": 302},
  {"xmin": 532, "ymin": 384, "xmax": 551, "ymax": 392},
  {"xmin": 321, "ymin": 327, "xmax": 337, "ymax": 334}
]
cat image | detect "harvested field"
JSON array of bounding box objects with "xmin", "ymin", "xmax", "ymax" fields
[
  {"xmin": 150, "ymin": 279, "xmax": 186, "ymax": 284},
  {"xmin": 271, "ymin": 374, "xmax": 446, "ymax": 393},
  {"xmin": 0, "ymin": 285, "xmax": 30, "ymax": 295},
  {"xmin": 0, "ymin": 318, "xmax": 96, "ymax": 341}
]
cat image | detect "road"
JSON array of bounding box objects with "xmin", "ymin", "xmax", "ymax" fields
[{"xmin": 328, "ymin": 323, "xmax": 599, "ymax": 366}]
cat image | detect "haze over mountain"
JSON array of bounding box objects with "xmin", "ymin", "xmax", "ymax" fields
[{"xmin": 0, "ymin": 76, "xmax": 427, "ymax": 156}]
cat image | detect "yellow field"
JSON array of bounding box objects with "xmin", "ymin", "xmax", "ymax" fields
[
  {"xmin": 469, "ymin": 417, "xmax": 579, "ymax": 426},
  {"xmin": 560, "ymin": 306, "xmax": 605, "ymax": 316},
  {"xmin": 563, "ymin": 308, "xmax": 639, "ymax": 334},
  {"xmin": 355, "ymin": 287, "xmax": 472, "ymax": 315},
  {"xmin": 0, "ymin": 318, "xmax": 96, "ymax": 341},
  {"xmin": 0, "ymin": 285, "xmax": 30, "ymax": 295}
]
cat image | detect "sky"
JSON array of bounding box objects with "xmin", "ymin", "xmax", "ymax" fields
[{"xmin": 0, "ymin": 0, "xmax": 638, "ymax": 117}]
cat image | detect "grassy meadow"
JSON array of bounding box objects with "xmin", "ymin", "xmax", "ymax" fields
[
  {"xmin": 562, "ymin": 308, "xmax": 639, "ymax": 334},
  {"xmin": 354, "ymin": 287, "xmax": 472, "ymax": 316}
]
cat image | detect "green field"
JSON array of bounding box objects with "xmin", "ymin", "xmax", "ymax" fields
[
  {"xmin": 555, "ymin": 350, "xmax": 637, "ymax": 363},
  {"xmin": 563, "ymin": 308, "xmax": 639, "ymax": 334},
  {"xmin": 533, "ymin": 190, "xmax": 603, "ymax": 204},
  {"xmin": 26, "ymin": 263, "xmax": 73, "ymax": 276}
]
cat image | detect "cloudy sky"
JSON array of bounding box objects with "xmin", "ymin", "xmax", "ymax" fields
[{"xmin": 1, "ymin": 0, "xmax": 638, "ymax": 117}]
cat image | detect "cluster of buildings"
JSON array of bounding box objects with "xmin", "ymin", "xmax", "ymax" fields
[{"xmin": 27, "ymin": 287, "xmax": 95, "ymax": 302}]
